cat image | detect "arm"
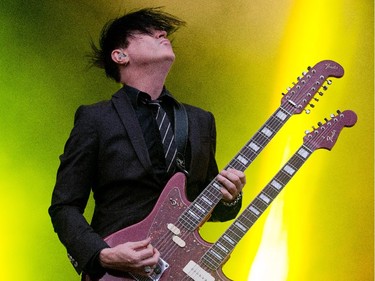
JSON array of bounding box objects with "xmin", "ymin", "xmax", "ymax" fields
[
  {"xmin": 48, "ymin": 106, "xmax": 109, "ymax": 276},
  {"xmin": 49, "ymin": 105, "xmax": 161, "ymax": 278}
]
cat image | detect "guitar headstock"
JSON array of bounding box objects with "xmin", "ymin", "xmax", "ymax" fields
[
  {"xmin": 281, "ymin": 60, "xmax": 344, "ymax": 114},
  {"xmin": 303, "ymin": 110, "xmax": 357, "ymax": 151}
]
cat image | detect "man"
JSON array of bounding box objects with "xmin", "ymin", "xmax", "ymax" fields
[{"xmin": 49, "ymin": 7, "xmax": 246, "ymax": 279}]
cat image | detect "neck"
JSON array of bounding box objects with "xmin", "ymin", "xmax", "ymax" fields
[{"xmin": 120, "ymin": 61, "xmax": 172, "ymax": 99}]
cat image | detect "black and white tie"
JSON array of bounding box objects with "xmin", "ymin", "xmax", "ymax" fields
[{"xmin": 148, "ymin": 100, "xmax": 177, "ymax": 173}]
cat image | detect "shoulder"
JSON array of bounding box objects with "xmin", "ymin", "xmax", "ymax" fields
[
  {"xmin": 74, "ymin": 88, "xmax": 126, "ymax": 118},
  {"xmin": 182, "ymin": 103, "xmax": 216, "ymax": 139},
  {"xmin": 74, "ymin": 87, "xmax": 126, "ymax": 121},
  {"xmin": 74, "ymin": 100, "xmax": 112, "ymax": 122},
  {"xmin": 183, "ymin": 103, "xmax": 215, "ymax": 122}
]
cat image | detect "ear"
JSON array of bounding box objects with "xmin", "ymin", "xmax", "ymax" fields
[{"xmin": 111, "ymin": 49, "xmax": 129, "ymax": 65}]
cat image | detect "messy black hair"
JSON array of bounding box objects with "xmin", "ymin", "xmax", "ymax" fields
[{"xmin": 89, "ymin": 7, "xmax": 186, "ymax": 82}]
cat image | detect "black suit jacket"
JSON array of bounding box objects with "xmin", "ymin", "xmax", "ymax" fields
[{"xmin": 49, "ymin": 88, "xmax": 241, "ymax": 275}]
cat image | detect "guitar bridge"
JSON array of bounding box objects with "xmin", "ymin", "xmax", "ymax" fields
[{"xmin": 130, "ymin": 258, "xmax": 169, "ymax": 281}]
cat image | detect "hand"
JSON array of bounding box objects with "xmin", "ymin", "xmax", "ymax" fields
[
  {"xmin": 216, "ymin": 168, "xmax": 246, "ymax": 203},
  {"xmin": 99, "ymin": 237, "xmax": 160, "ymax": 276}
]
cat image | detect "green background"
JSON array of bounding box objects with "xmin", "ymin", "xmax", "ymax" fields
[{"xmin": 0, "ymin": 1, "xmax": 373, "ymax": 280}]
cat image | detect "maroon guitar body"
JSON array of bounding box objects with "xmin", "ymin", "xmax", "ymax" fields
[{"xmin": 88, "ymin": 172, "xmax": 231, "ymax": 281}]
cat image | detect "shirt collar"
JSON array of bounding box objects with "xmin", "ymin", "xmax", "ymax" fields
[{"xmin": 123, "ymin": 84, "xmax": 178, "ymax": 108}]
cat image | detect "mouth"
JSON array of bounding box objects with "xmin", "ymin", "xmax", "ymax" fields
[{"xmin": 160, "ymin": 39, "xmax": 171, "ymax": 45}]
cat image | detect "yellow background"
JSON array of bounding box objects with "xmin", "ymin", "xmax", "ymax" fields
[{"xmin": 0, "ymin": 1, "xmax": 373, "ymax": 280}]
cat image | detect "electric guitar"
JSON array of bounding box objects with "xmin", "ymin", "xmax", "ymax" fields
[{"xmin": 86, "ymin": 60, "xmax": 344, "ymax": 281}]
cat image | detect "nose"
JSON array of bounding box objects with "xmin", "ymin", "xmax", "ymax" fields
[{"xmin": 155, "ymin": 30, "xmax": 167, "ymax": 38}]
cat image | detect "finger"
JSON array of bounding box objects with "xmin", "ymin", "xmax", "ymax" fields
[
  {"xmin": 227, "ymin": 168, "xmax": 246, "ymax": 185},
  {"xmin": 137, "ymin": 248, "xmax": 160, "ymax": 276},
  {"xmin": 217, "ymin": 169, "xmax": 246, "ymax": 201},
  {"xmin": 221, "ymin": 169, "xmax": 246, "ymax": 192},
  {"xmin": 135, "ymin": 244, "xmax": 157, "ymax": 261},
  {"xmin": 217, "ymin": 170, "xmax": 238, "ymax": 191},
  {"xmin": 216, "ymin": 175, "xmax": 237, "ymax": 201},
  {"xmin": 129, "ymin": 237, "xmax": 152, "ymax": 251}
]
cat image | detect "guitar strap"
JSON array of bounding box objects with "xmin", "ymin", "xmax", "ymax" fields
[{"xmin": 173, "ymin": 101, "xmax": 189, "ymax": 176}]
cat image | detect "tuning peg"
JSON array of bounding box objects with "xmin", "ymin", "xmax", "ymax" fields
[
  {"xmin": 305, "ymin": 130, "xmax": 310, "ymax": 134},
  {"xmin": 309, "ymin": 103, "xmax": 315, "ymax": 108},
  {"xmin": 307, "ymin": 66, "xmax": 311, "ymax": 70},
  {"xmin": 318, "ymin": 91, "xmax": 324, "ymax": 96},
  {"xmin": 305, "ymin": 109, "xmax": 311, "ymax": 114},
  {"xmin": 322, "ymin": 85, "xmax": 328, "ymax": 91},
  {"xmin": 318, "ymin": 122, "xmax": 323, "ymax": 127},
  {"xmin": 324, "ymin": 118, "xmax": 329, "ymax": 122},
  {"xmin": 314, "ymin": 97, "xmax": 319, "ymax": 102},
  {"xmin": 330, "ymin": 113, "xmax": 335, "ymax": 118},
  {"xmin": 327, "ymin": 79, "xmax": 332, "ymax": 85},
  {"xmin": 336, "ymin": 109, "xmax": 341, "ymax": 114}
]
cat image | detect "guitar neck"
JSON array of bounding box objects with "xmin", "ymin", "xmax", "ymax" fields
[
  {"xmin": 179, "ymin": 104, "xmax": 295, "ymax": 231},
  {"xmin": 201, "ymin": 144, "xmax": 312, "ymax": 269}
]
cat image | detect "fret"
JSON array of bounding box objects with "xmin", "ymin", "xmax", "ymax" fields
[
  {"xmin": 211, "ymin": 181, "xmax": 222, "ymax": 191},
  {"xmin": 289, "ymin": 154, "xmax": 307, "ymax": 167},
  {"xmin": 234, "ymin": 221, "xmax": 247, "ymax": 233},
  {"xmin": 215, "ymin": 242, "xmax": 230, "ymax": 254},
  {"xmin": 236, "ymin": 154, "xmax": 250, "ymax": 166},
  {"xmin": 235, "ymin": 214, "xmax": 253, "ymax": 231},
  {"xmin": 248, "ymin": 141, "xmax": 261, "ymax": 152},
  {"xmin": 260, "ymin": 126, "xmax": 273, "ymax": 137},
  {"xmin": 191, "ymin": 202, "xmax": 205, "ymax": 214},
  {"xmin": 201, "ymin": 144, "xmax": 312, "ymax": 269},
  {"xmin": 252, "ymin": 197, "xmax": 268, "ymax": 212},
  {"xmin": 251, "ymin": 135, "xmax": 270, "ymax": 150},
  {"xmin": 259, "ymin": 193, "xmax": 271, "ymax": 204},
  {"xmin": 223, "ymin": 234, "xmax": 236, "ymax": 246},
  {"xmin": 225, "ymin": 230, "xmax": 242, "ymax": 244},
  {"xmin": 239, "ymin": 210, "xmax": 258, "ymax": 227},
  {"xmin": 237, "ymin": 147, "xmax": 258, "ymax": 164},
  {"xmin": 200, "ymin": 194, "xmax": 214, "ymax": 207},
  {"xmin": 270, "ymin": 179, "xmax": 282, "ymax": 190},
  {"xmin": 263, "ymin": 185, "xmax": 280, "ymax": 199},
  {"xmin": 178, "ymin": 106, "xmax": 293, "ymax": 231},
  {"xmin": 275, "ymin": 109, "xmax": 289, "ymax": 121},
  {"xmin": 297, "ymin": 147, "xmax": 311, "ymax": 158},
  {"xmin": 249, "ymin": 205, "xmax": 260, "ymax": 216},
  {"xmin": 283, "ymin": 164, "xmax": 296, "ymax": 175},
  {"xmin": 200, "ymin": 107, "xmax": 356, "ymax": 270}
]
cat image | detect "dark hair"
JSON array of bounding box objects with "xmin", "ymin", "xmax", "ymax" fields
[{"xmin": 89, "ymin": 7, "xmax": 185, "ymax": 82}]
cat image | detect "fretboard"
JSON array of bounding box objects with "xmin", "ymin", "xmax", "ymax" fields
[
  {"xmin": 179, "ymin": 104, "xmax": 296, "ymax": 231},
  {"xmin": 201, "ymin": 144, "xmax": 313, "ymax": 270}
]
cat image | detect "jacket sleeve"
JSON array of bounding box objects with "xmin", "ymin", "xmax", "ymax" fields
[
  {"xmin": 200, "ymin": 111, "xmax": 242, "ymax": 222},
  {"xmin": 48, "ymin": 105, "xmax": 109, "ymax": 276},
  {"xmin": 188, "ymin": 108, "xmax": 241, "ymax": 221}
]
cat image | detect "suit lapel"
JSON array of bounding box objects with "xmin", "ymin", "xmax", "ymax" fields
[{"xmin": 111, "ymin": 88, "xmax": 152, "ymax": 172}]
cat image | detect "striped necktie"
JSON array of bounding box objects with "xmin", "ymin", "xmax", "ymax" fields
[{"xmin": 148, "ymin": 100, "xmax": 177, "ymax": 173}]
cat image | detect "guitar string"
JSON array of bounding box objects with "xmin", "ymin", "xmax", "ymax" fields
[
  {"xmin": 200, "ymin": 112, "xmax": 340, "ymax": 270},
  {"xmin": 178, "ymin": 109, "xmax": 338, "ymax": 273},
  {"xmin": 148, "ymin": 103, "xmax": 304, "ymax": 276},
  {"xmin": 144, "ymin": 102, "xmax": 296, "ymax": 280},
  {"xmin": 176, "ymin": 103, "xmax": 294, "ymax": 231},
  {"xmin": 143, "ymin": 72, "xmax": 330, "ymax": 278}
]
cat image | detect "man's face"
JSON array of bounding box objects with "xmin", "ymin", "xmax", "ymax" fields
[{"xmin": 124, "ymin": 29, "xmax": 175, "ymax": 66}]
